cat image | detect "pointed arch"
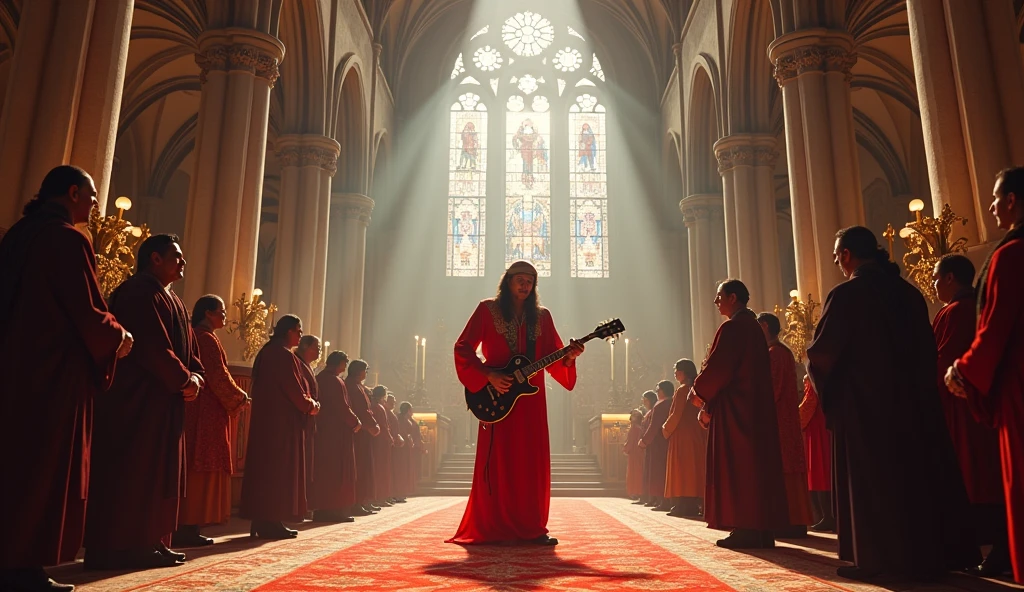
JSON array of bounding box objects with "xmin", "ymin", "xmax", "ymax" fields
[
  {"xmin": 333, "ymin": 60, "xmax": 368, "ymax": 194},
  {"xmin": 279, "ymin": 0, "xmax": 329, "ymax": 133},
  {"xmin": 687, "ymin": 60, "xmax": 723, "ymax": 196},
  {"xmin": 726, "ymin": 0, "xmax": 777, "ymax": 133}
]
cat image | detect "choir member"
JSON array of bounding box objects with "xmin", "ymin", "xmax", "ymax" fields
[
  {"xmin": 398, "ymin": 402, "xmax": 423, "ymax": 496},
  {"xmin": 0, "ymin": 166, "xmax": 131, "ymax": 592},
  {"xmin": 623, "ymin": 409, "xmax": 645, "ymax": 501},
  {"xmin": 369, "ymin": 385, "xmax": 394, "ymax": 508},
  {"xmin": 690, "ymin": 280, "xmax": 788, "ymax": 549},
  {"xmin": 295, "ymin": 334, "xmax": 322, "ymax": 515},
  {"xmin": 85, "ymin": 234, "xmax": 204, "ymax": 570},
  {"xmin": 757, "ymin": 313, "xmax": 814, "ymax": 538},
  {"xmin": 635, "ymin": 391, "xmax": 657, "ymax": 506},
  {"xmin": 946, "ymin": 166, "xmax": 1024, "ymax": 583},
  {"xmin": 175, "ymin": 295, "xmax": 250, "ymax": 547},
  {"xmin": 808, "ymin": 226, "xmax": 978, "ymax": 580},
  {"xmin": 447, "ymin": 260, "xmax": 583, "ymax": 546},
  {"xmin": 345, "ymin": 360, "xmax": 380, "ymax": 514},
  {"xmin": 239, "ymin": 315, "xmax": 320, "ymax": 539},
  {"xmin": 662, "ymin": 359, "xmax": 706, "ymax": 517},
  {"xmin": 932, "ymin": 254, "xmax": 1009, "ymax": 575},
  {"xmin": 386, "ymin": 393, "xmax": 409, "ymax": 503},
  {"xmin": 310, "ymin": 351, "xmax": 361, "ymax": 523},
  {"xmin": 799, "ymin": 376, "xmax": 834, "ymax": 532},
  {"xmin": 640, "ymin": 381, "xmax": 673, "ymax": 511}
]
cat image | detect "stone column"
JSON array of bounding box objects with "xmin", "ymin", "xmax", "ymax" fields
[
  {"xmin": 271, "ymin": 135, "xmax": 340, "ymax": 338},
  {"xmin": 769, "ymin": 29, "xmax": 863, "ymax": 303},
  {"xmin": 323, "ymin": 193, "xmax": 374, "ymax": 358},
  {"xmin": 0, "ymin": 0, "xmax": 134, "ymax": 230},
  {"xmin": 714, "ymin": 134, "xmax": 783, "ymax": 310},
  {"xmin": 182, "ymin": 28, "xmax": 283, "ymax": 313},
  {"xmin": 907, "ymin": 0, "xmax": 1024, "ymax": 245},
  {"xmin": 680, "ymin": 194, "xmax": 727, "ymax": 360}
]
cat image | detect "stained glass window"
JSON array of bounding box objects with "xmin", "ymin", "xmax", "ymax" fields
[
  {"xmin": 569, "ymin": 95, "xmax": 608, "ymax": 278},
  {"xmin": 506, "ymin": 99, "xmax": 551, "ymax": 276},
  {"xmin": 554, "ymin": 48, "xmax": 582, "ymax": 72},
  {"xmin": 473, "ymin": 46, "xmax": 503, "ymax": 71},
  {"xmin": 451, "ymin": 53, "xmax": 465, "ymax": 80},
  {"xmin": 447, "ymin": 93, "xmax": 487, "ymax": 277},
  {"xmin": 502, "ymin": 12, "xmax": 554, "ymax": 57}
]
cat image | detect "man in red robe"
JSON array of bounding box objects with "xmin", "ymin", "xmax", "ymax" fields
[
  {"xmin": 296, "ymin": 335, "xmax": 321, "ymax": 517},
  {"xmin": 369, "ymin": 385, "xmax": 394, "ymax": 507},
  {"xmin": 447, "ymin": 260, "xmax": 584, "ymax": 545},
  {"xmin": 809, "ymin": 226, "xmax": 978, "ymax": 580},
  {"xmin": 946, "ymin": 166, "xmax": 1024, "ymax": 583},
  {"xmin": 639, "ymin": 381, "xmax": 672, "ymax": 511},
  {"xmin": 85, "ymin": 234, "xmax": 205, "ymax": 570},
  {"xmin": 345, "ymin": 360, "xmax": 380, "ymax": 515},
  {"xmin": 386, "ymin": 394, "xmax": 409, "ymax": 503},
  {"xmin": 634, "ymin": 392, "xmax": 655, "ymax": 506},
  {"xmin": 932, "ymin": 254, "xmax": 1008, "ymax": 575},
  {"xmin": 0, "ymin": 166, "xmax": 131, "ymax": 592},
  {"xmin": 310, "ymin": 351, "xmax": 361, "ymax": 522},
  {"xmin": 758, "ymin": 312, "xmax": 814, "ymax": 538},
  {"xmin": 398, "ymin": 402, "xmax": 423, "ymax": 496},
  {"xmin": 799, "ymin": 376, "xmax": 833, "ymax": 532},
  {"xmin": 690, "ymin": 280, "xmax": 788, "ymax": 549}
]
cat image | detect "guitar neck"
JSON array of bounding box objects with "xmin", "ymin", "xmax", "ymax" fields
[{"xmin": 522, "ymin": 332, "xmax": 599, "ymax": 378}]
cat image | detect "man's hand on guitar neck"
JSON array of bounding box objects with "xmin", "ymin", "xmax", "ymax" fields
[{"xmin": 487, "ymin": 371, "xmax": 513, "ymax": 394}]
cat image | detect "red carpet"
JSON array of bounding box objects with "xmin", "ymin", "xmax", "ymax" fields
[{"xmin": 254, "ymin": 499, "xmax": 730, "ymax": 591}]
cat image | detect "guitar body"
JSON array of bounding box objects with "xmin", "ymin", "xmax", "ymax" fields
[{"xmin": 465, "ymin": 354, "xmax": 540, "ymax": 423}]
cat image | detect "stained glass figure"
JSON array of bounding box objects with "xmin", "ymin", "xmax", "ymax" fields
[
  {"xmin": 447, "ymin": 94, "xmax": 488, "ymax": 277},
  {"xmin": 506, "ymin": 109, "xmax": 551, "ymax": 276},
  {"xmin": 505, "ymin": 196, "xmax": 551, "ymax": 276},
  {"xmin": 570, "ymin": 199, "xmax": 608, "ymax": 278},
  {"xmin": 569, "ymin": 96, "xmax": 608, "ymax": 277},
  {"xmin": 502, "ymin": 12, "xmax": 555, "ymax": 57}
]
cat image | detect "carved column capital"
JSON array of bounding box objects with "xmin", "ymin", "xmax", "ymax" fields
[
  {"xmin": 713, "ymin": 134, "xmax": 779, "ymax": 173},
  {"xmin": 768, "ymin": 29, "xmax": 856, "ymax": 87},
  {"xmin": 679, "ymin": 194, "xmax": 724, "ymax": 227},
  {"xmin": 275, "ymin": 134, "xmax": 342, "ymax": 176},
  {"xmin": 331, "ymin": 192, "xmax": 375, "ymax": 226},
  {"xmin": 196, "ymin": 28, "xmax": 285, "ymax": 87}
]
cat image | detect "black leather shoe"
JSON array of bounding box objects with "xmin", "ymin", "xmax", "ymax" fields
[
  {"xmin": 0, "ymin": 568, "xmax": 76, "ymax": 591},
  {"xmin": 716, "ymin": 529, "xmax": 766, "ymax": 549},
  {"xmin": 368, "ymin": 504, "xmax": 382, "ymax": 511},
  {"xmin": 173, "ymin": 525, "xmax": 214, "ymax": 547},
  {"xmin": 810, "ymin": 518, "xmax": 835, "ymax": 532},
  {"xmin": 529, "ymin": 535, "xmax": 558, "ymax": 546},
  {"xmin": 394, "ymin": 498, "xmax": 408, "ymax": 503},
  {"xmin": 85, "ymin": 548, "xmax": 184, "ymax": 571},
  {"xmin": 351, "ymin": 506, "xmax": 375, "ymax": 516},
  {"xmin": 836, "ymin": 566, "xmax": 883, "ymax": 581},
  {"xmin": 250, "ymin": 520, "xmax": 299, "ymax": 540},
  {"xmin": 155, "ymin": 542, "xmax": 186, "ymax": 562},
  {"xmin": 312, "ymin": 509, "xmax": 355, "ymax": 523},
  {"xmin": 968, "ymin": 546, "xmax": 1012, "ymax": 577}
]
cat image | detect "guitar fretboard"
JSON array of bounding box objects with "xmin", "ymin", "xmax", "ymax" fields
[{"xmin": 521, "ymin": 332, "xmax": 598, "ymax": 378}]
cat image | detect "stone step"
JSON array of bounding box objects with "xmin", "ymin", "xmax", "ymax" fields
[
  {"xmin": 438, "ymin": 463, "xmax": 600, "ymax": 472},
  {"xmin": 445, "ymin": 453, "xmax": 595, "ymax": 460},
  {"xmin": 419, "ymin": 485, "xmax": 625, "ymax": 497},
  {"xmin": 434, "ymin": 472, "xmax": 604, "ymax": 483}
]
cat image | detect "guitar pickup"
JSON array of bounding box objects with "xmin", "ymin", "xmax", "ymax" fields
[{"xmin": 513, "ymin": 370, "xmax": 525, "ymax": 382}]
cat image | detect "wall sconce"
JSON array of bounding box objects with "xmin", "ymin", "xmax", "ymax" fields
[
  {"xmin": 227, "ymin": 289, "xmax": 278, "ymax": 361},
  {"xmin": 892, "ymin": 201, "xmax": 969, "ymax": 304},
  {"xmin": 773, "ymin": 289, "xmax": 819, "ymax": 362},
  {"xmin": 86, "ymin": 196, "xmax": 151, "ymax": 299}
]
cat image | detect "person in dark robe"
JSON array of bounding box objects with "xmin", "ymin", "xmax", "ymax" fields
[
  {"xmin": 310, "ymin": 350, "xmax": 361, "ymax": 522},
  {"xmin": 690, "ymin": 279, "xmax": 788, "ymax": 549},
  {"xmin": 175, "ymin": 295, "xmax": 249, "ymax": 547},
  {"xmin": 758, "ymin": 312, "xmax": 814, "ymax": 538},
  {"xmin": 447, "ymin": 260, "xmax": 584, "ymax": 546},
  {"xmin": 85, "ymin": 234, "xmax": 204, "ymax": 570},
  {"xmin": 345, "ymin": 359, "xmax": 380, "ymax": 515},
  {"xmin": 239, "ymin": 315, "xmax": 320, "ymax": 539},
  {"xmin": 946, "ymin": 166, "xmax": 1024, "ymax": 583},
  {"xmin": 295, "ymin": 334, "xmax": 322, "ymax": 518},
  {"xmin": 623, "ymin": 409, "xmax": 645, "ymax": 500},
  {"xmin": 799, "ymin": 375, "xmax": 834, "ymax": 532},
  {"xmin": 386, "ymin": 393, "xmax": 409, "ymax": 503},
  {"xmin": 663, "ymin": 359, "xmax": 706, "ymax": 517},
  {"xmin": 932, "ymin": 254, "xmax": 1009, "ymax": 575},
  {"xmin": 369, "ymin": 385, "xmax": 395, "ymax": 507},
  {"xmin": 640, "ymin": 381, "xmax": 672, "ymax": 511},
  {"xmin": 398, "ymin": 402, "xmax": 423, "ymax": 496},
  {"xmin": 634, "ymin": 391, "xmax": 656, "ymax": 506},
  {"xmin": 0, "ymin": 166, "xmax": 131, "ymax": 592},
  {"xmin": 808, "ymin": 226, "xmax": 979, "ymax": 580}
]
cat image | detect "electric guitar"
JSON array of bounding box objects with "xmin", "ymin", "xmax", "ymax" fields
[{"xmin": 465, "ymin": 318, "xmax": 625, "ymax": 423}]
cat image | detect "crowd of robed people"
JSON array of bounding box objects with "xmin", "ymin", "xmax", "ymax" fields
[
  {"xmin": 0, "ymin": 165, "xmax": 425, "ymax": 592},
  {"xmin": 623, "ymin": 166, "xmax": 1024, "ymax": 584}
]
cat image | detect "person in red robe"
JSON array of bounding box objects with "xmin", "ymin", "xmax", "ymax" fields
[
  {"xmin": 932, "ymin": 254, "xmax": 1009, "ymax": 576},
  {"xmin": 398, "ymin": 402, "xmax": 423, "ymax": 496},
  {"xmin": 369, "ymin": 385, "xmax": 395, "ymax": 507},
  {"xmin": 809, "ymin": 226, "xmax": 978, "ymax": 580},
  {"xmin": 310, "ymin": 351, "xmax": 361, "ymax": 522},
  {"xmin": 758, "ymin": 313, "xmax": 814, "ymax": 538},
  {"xmin": 690, "ymin": 279, "xmax": 788, "ymax": 549},
  {"xmin": 663, "ymin": 359, "xmax": 706, "ymax": 517},
  {"xmin": 623, "ymin": 409, "xmax": 644, "ymax": 500},
  {"xmin": 295, "ymin": 334, "xmax": 322, "ymax": 517},
  {"xmin": 386, "ymin": 394, "xmax": 409, "ymax": 503},
  {"xmin": 239, "ymin": 315, "xmax": 320, "ymax": 539},
  {"xmin": 345, "ymin": 360, "xmax": 380, "ymax": 514},
  {"xmin": 175, "ymin": 295, "xmax": 250, "ymax": 547},
  {"xmin": 798, "ymin": 376, "xmax": 834, "ymax": 532},
  {"xmin": 640, "ymin": 381, "xmax": 672, "ymax": 511},
  {"xmin": 634, "ymin": 392, "xmax": 656, "ymax": 506},
  {"xmin": 447, "ymin": 260, "xmax": 584, "ymax": 546},
  {"xmin": 0, "ymin": 166, "xmax": 131, "ymax": 592},
  {"xmin": 946, "ymin": 166, "xmax": 1024, "ymax": 583},
  {"xmin": 85, "ymin": 234, "xmax": 205, "ymax": 570}
]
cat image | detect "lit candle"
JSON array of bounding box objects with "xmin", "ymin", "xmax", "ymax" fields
[
  {"xmin": 624, "ymin": 338, "xmax": 630, "ymax": 390},
  {"xmin": 610, "ymin": 338, "xmax": 615, "ymax": 382},
  {"xmin": 414, "ymin": 336, "xmax": 420, "ymax": 384},
  {"xmin": 909, "ymin": 198, "xmax": 925, "ymax": 224},
  {"xmin": 421, "ymin": 338, "xmax": 427, "ymax": 383},
  {"xmin": 374, "ymin": 372, "xmax": 379, "ymax": 387}
]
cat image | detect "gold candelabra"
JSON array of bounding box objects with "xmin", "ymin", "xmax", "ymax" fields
[
  {"xmin": 85, "ymin": 196, "xmax": 151, "ymax": 299},
  {"xmin": 774, "ymin": 290, "xmax": 819, "ymax": 362},
  {"xmin": 895, "ymin": 200, "xmax": 968, "ymax": 304},
  {"xmin": 227, "ymin": 289, "xmax": 278, "ymax": 361}
]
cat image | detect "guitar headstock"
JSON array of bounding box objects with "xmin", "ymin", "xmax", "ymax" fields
[{"xmin": 594, "ymin": 318, "xmax": 625, "ymax": 341}]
